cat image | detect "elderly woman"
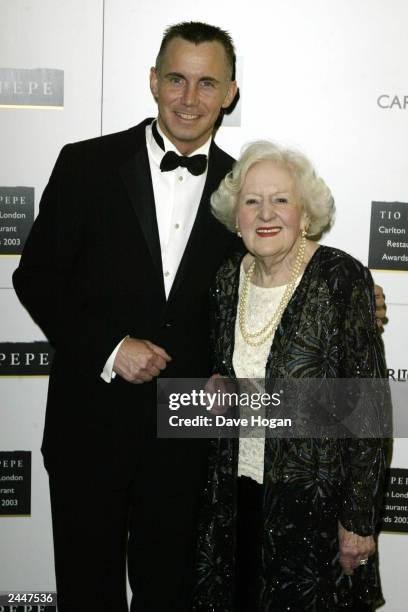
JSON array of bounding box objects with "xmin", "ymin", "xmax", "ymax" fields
[{"xmin": 193, "ymin": 141, "xmax": 389, "ymax": 612}]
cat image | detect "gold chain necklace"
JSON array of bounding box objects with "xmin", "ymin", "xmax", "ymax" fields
[{"xmin": 238, "ymin": 233, "xmax": 306, "ymax": 346}]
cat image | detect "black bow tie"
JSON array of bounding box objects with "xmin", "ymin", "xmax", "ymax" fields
[
  {"xmin": 160, "ymin": 150, "xmax": 207, "ymax": 176},
  {"xmin": 152, "ymin": 120, "xmax": 207, "ymax": 176}
]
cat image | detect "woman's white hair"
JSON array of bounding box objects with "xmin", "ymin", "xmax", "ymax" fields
[{"xmin": 211, "ymin": 140, "xmax": 335, "ymax": 238}]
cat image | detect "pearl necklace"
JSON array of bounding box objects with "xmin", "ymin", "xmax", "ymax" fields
[{"xmin": 238, "ymin": 233, "xmax": 306, "ymax": 346}]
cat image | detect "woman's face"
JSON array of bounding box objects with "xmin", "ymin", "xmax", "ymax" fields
[{"xmin": 236, "ymin": 160, "xmax": 306, "ymax": 262}]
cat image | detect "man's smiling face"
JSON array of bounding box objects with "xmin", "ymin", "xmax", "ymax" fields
[{"xmin": 150, "ymin": 37, "xmax": 237, "ymax": 155}]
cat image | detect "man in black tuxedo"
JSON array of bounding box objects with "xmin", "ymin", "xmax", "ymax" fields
[
  {"xmin": 13, "ymin": 22, "xmax": 238, "ymax": 612},
  {"xmin": 13, "ymin": 19, "xmax": 388, "ymax": 612}
]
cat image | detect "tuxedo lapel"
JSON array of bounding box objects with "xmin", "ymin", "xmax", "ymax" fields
[
  {"xmin": 119, "ymin": 143, "xmax": 165, "ymax": 294},
  {"xmin": 168, "ymin": 141, "xmax": 233, "ymax": 302}
]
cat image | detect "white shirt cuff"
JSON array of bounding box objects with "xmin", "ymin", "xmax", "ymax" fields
[{"xmin": 100, "ymin": 336, "xmax": 128, "ymax": 383}]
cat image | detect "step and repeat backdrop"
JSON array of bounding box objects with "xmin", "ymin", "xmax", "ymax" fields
[{"xmin": 1, "ymin": 0, "xmax": 407, "ymax": 609}]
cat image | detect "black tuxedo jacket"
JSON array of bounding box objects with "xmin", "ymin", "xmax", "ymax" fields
[{"xmin": 13, "ymin": 118, "xmax": 239, "ymax": 472}]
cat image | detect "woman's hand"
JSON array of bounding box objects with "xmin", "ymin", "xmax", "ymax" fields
[{"xmin": 338, "ymin": 522, "xmax": 376, "ymax": 575}]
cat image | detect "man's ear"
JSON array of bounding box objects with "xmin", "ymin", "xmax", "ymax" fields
[
  {"xmin": 222, "ymin": 80, "xmax": 238, "ymax": 110},
  {"xmin": 150, "ymin": 66, "xmax": 159, "ymax": 101}
]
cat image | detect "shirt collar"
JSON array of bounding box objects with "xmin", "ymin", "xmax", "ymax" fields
[{"xmin": 146, "ymin": 119, "xmax": 212, "ymax": 167}]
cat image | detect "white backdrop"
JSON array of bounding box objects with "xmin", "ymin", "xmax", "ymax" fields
[{"xmin": 1, "ymin": 0, "xmax": 407, "ymax": 608}]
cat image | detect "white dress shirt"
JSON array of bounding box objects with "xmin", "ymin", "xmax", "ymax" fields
[{"xmin": 100, "ymin": 120, "xmax": 211, "ymax": 382}]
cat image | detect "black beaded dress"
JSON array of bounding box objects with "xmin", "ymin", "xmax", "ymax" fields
[{"xmin": 192, "ymin": 246, "xmax": 390, "ymax": 612}]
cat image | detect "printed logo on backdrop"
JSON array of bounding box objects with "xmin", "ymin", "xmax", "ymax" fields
[
  {"xmin": 0, "ymin": 68, "xmax": 64, "ymax": 108},
  {"xmin": 0, "ymin": 605, "xmax": 56, "ymax": 612},
  {"xmin": 386, "ymin": 368, "xmax": 407, "ymax": 438},
  {"xmin": 377, "ymin": 94, "xmax": 408, "ymax": 110},
  {"xmin": 0, "ymin": 451, "xmax": 31, "ymax": 516},
  {"xmin": 368, "ymin": 202, "xmax": 408, "ymax": 270},
  {"xmin": 0, "ymin": 606, "xmax": 56, "ymax": 612},
  {"xmin": 0, "ymin": 188, "xmax": 34, "ymax": 255},
  {"xmin": 0, "ymin": 342, "xmax": 54, "ymax": 376},
  {"xmin": 388, "ymin": 367, "xmax": 408, "ymax": 382},
  {"xmin": 0, "ymin": 593, "xmax": 56, "ymax": 611},
  {"xmin": 221, "ymin": 56, "xmax": 243, "ymax": 128},
  {"xmin": 381, "ymin": 468, "xmax": 408, "ymax": 533},
  {"xmin": 0, "ymin": 599, "xmax": 57, "ymax": 612}
]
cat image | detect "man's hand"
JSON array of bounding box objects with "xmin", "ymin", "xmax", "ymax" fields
[
  {"xmin": 338, "ymin": 522, "xmax": 375, "ymax": 575},
  {"xmin": 374, "ymin": 283, "xmax": 387, "ymax": 330},
  {"xmin": 113, "ymin": 337, "xmax": 171, "ymax": 384}
]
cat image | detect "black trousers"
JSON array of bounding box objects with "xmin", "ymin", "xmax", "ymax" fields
[
  {"xmin": 234, "ymin": 477, "xmax": 374, "ymax": 612},
  {"xmin": 48, "ymin": 437, "xmax": 209, "ymax": 612}
]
